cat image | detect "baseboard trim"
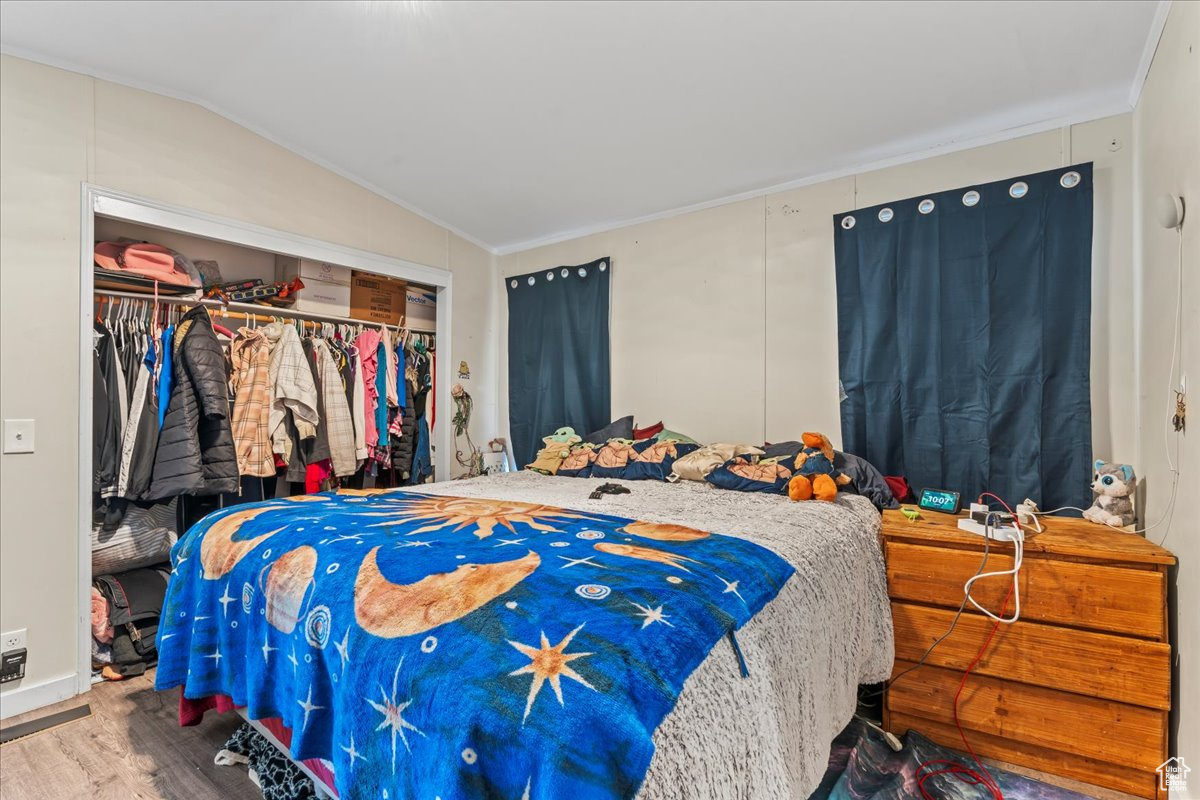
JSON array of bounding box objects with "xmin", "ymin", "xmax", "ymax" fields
[{"xmin": 0, "ymin": 674, "xmax": 81, "ymax": 721}]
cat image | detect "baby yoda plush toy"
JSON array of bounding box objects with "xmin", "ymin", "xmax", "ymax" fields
[
  {"xmin": 525, "ymin": 427, "xmax": 582, "ymax": 475},
  {"xmin": 1082, "ymin": 460, "xmax": 1136, "ymax": 528}
]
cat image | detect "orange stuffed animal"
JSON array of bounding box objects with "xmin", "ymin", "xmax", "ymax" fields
[{"xmin": 786, "ymin": 432, "xmax": 852, "ymax": 502}]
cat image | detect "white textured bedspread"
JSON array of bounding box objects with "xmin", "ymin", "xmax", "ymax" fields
[{"xmin": 407, "ymin": 473, "xmax": 894, "ymax": 799}]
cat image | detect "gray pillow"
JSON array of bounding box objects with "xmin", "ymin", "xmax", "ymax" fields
[
  {"xmin": 761, "ymin": 440, "xmax": 803, "ymax": 459},
  {"xmin": 583, "ymin": 415, "xmax": 634, "ymax": 445},
  {"xmin": 834, "ymin": 451, "xmax": 898, "ymax": 511}
]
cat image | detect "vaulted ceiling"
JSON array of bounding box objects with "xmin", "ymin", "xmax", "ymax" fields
[{"xmin": 0, "ymin": 0, "xmax": 1165, "ymax": 252}]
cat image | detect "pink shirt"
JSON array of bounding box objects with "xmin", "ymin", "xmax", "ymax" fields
[{"xmin": 353, "ymin": 329, "xmax": 382, "ymax": 448}]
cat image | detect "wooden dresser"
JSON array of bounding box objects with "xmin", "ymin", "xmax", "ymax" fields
[{"xmin": 880, "ymin": 508, "xmax": 1175, "ymax": 798}]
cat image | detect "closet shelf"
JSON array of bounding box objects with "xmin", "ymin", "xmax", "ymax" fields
[{"xmin": 93, "ymin": 288, "xmax": 437, "ymax": 334}]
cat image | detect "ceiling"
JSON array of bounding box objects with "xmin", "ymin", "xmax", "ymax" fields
[{"xmin": 0, "ymin": 0, "xmax": 1165, "ymax": 253}]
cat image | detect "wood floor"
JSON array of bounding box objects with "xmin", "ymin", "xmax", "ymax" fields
[
  {"xmin": 1, "ymin": 673, "xmax": 1142, "ymax": 800},
  {"xmin": 0, "ymin": 674, "xmax": 248, "ymax": 800}
]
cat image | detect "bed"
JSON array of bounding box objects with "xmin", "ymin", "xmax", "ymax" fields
[{"xmin": 157, "ymin": 472, "xmax": 893, "ymax": 799}]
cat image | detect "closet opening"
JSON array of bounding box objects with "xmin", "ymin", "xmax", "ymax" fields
[{"xmin": 78, "ymin": 185, "xmax": 452, "ymax": 695}]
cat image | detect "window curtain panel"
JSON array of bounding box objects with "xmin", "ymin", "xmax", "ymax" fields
[
  {"xmin": 834, "ymin": 163, "xmax": 1093, "ymax": 510},
  {"xmin": 507, "ymin": 258, "xmax": 612, "ymax": 467}
]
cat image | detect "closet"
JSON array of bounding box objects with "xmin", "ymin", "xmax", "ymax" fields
[{"xmin": 83, "ymin": 189, "xmax": 451, "ymax": 684}]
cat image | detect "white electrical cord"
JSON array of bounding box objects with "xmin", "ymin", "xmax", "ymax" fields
[
  {"xmin": 963, "ymin": 512, "xmax": 1023, "ymax": 625},
  {"xmin": 1148, "ymin": 226, "xmax": 1185, "ymax": 545}
]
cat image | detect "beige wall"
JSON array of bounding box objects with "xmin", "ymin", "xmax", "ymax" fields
[
  {"xmin": 499, "ymin": 116, "xmax": 1137, "ymax": 465},
  {"xmin": 0, "ymin": 54, "xmax": 498, "ymax": 707},
  {"xmin": 1133, "ymin": 0, "xmax": 1199, "ymax": 771}
]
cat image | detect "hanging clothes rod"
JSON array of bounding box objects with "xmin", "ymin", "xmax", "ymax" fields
[{"xmin": 92, "ymin": 288, "xmax": 437, "ymax": 335}]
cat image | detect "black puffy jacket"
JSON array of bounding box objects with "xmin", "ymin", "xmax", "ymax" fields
[
  {"xmin": 148, "ymin": 307, "xmax": 238, "ymax": 499},
  {"xmin": 391, "ymin": 365, "xmax": 418, "ymax": 478}
]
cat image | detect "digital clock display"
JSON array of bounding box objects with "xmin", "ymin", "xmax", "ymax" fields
[{"xmin": 918, "ymin": 488, "xmax": 961, "ymax": 514}]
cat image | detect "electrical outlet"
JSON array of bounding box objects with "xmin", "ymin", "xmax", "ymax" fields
[{"xmin": 2, "ymin": 629, "xmax": 26, "ymax": 651}]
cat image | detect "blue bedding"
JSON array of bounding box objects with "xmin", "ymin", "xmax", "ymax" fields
[{"xmin": 156, "ymin": 489, "xmax": 794, "ymax": 800}]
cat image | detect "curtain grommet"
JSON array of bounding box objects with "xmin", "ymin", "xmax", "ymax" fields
[
  {"xmin": 1009, "ymin": 181, "xmax": 1029, "ymax": 198},
  {"xmin": 561, "ymin": 268, "xmax": 569, "ymax": 278},
  {"xmin": 510, "ymin": 280, "xmax": 518, "ymax": 289},
  {"xmin": 546, "ymin": 271, "xmax": 554, "ymax": 281},
  {"xmin": 1060, "ymin": 171, "xmax": 1081, "ymax": 189},
  {"xmin": 962, "ymin": 190, "xmax": 980, "ymax": 207},
  {"xmin": 841, "ymin": 215, "xmax": 856, "ymax": 230},
  {"xmin": 918, "ymin": 199, "xmax": 935, "ymax": 215},
  {"xmin": 527, "ymin": 276, "xmax": 536, "ymax": 286},
  {"xmin": 578, "ymin": 267, "xmax": 587, "ymax": 277},
  {"xmin": 877, "ymin": 208, "xmax": 894, "ymax": 223},
  {"xmin": 598, "ymin": 261, "xmax": 607, "ymax": 271}
]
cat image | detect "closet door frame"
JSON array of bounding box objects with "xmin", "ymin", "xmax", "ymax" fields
[{"xmin": 75, "ymin": 184, "xmax": 454, "ymax": 698}]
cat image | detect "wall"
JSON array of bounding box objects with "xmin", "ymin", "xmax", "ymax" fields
[
  {"xmin": 0, "ymin": 54, "xmax": 498, "ymax": 713},
  {"xmin": 499, "ymin": 117, "xmax": 1137, "ymax": 465},
  {"xmin": 1133, "ymin": 0, "xmax": 1199, "ymax": 775}
]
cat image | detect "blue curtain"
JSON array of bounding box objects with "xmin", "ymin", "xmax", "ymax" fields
[
  {"xmin": 507, "ymin": 258, "xmax": 611, "ymax": 467},
  {"xmin": 834, "ymin": 164, "xmax": 1093, "ymax": 510}
]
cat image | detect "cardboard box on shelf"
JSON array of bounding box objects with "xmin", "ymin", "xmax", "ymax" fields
[
  {"xmin": 405, "ymin": 286, "xmax": 437, "ymax": 331},
  {"xmin": 293, "ymin": 281, "xmax": 352, "ymax": 318},
  {"xmin": 275, "ymin": 255, "xmax": 352, "ymax": 286},
  {"xmin": 276, "ymin": 255, "xmax": 353, "ymax": 316},
  {"xmin": 350, "ymin": 272, "xmax": 407, "ymax": 324}
]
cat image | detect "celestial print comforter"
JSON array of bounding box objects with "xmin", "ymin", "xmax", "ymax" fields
[{"xmin": 155, "ymin": 487, "xmax": 795, "ymax": 800}]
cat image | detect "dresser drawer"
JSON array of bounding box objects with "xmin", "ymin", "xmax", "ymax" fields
[
  {"xmin": 892, "ymin": 602, "xmax": 1171, "ymax": 709},
  {"xmin": 885, "ymin": 541, "xmax": 1166, "ymax": 638},
  {"xmin": 887, "ymin": 712, "xmax": 1159, "ymax": 799},
  {"xmin": 888, "ymin": 660, "xmax": 1166, "ymax": 770}
]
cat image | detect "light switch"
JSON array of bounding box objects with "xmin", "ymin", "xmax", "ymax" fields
[{"xmin": 3, "ymin": 419, "xmax": 35, "ymax": 454}]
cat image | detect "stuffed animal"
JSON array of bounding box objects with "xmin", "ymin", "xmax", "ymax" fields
[
  {"xmin": 558, "ymin": 442, "xmax": 600, "ymax": 477},
  {"xmin": 525, "ymin": 427, "xmax": 582, "ymax": 475},
  {"xmin": 1082, "ymin": 460, "xmax": 1136, "ymax": 528},
  {"xmin": 787, "ymin": 432, "xmax": 852, "ymax": 502}
]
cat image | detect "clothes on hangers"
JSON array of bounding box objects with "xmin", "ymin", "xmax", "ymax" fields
[
  {"xmin": 230, "ymin": 327, "xmax": 274, "ymax": 478},
  {"xmin": 350, "ymin": 345, "xmax": 368, "ymax": 462},
  {"xmin": 94, "ymin": 293, "xmax": 437, "ymax": 510},
  {"xmin": 148, "ymin": 306, "xmax": 238, "ymax": 499},
  {"xmin": 93, "ymin": 320, "xmax": 124, "ymax": 494},
  {"xmin": 410, "ymin": 416, "xmax": 432, "ymax": 485},
  {"xmin": 157, "ymin": 324, "xmax": 175, "ymax": 430},
  {"xmin": 374, "ymin": 337, "xmax": 390, "ymax": 450},
  {"xmin": 117, "ymin": 340, "xmax": 160, "ymax": 500},
  {"xmin": 353, "ymin": 328, "xmax": 382, "ymax": 450},
  {"xmin": 313, "ymin": 339, "xmax": 356, "ymax": 478},
  {"xmin": 266, "ymin": 322, "xmax": 319, "ymax": 462}
]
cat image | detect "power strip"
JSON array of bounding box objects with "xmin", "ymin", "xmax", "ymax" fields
[
  {"xmin": 957, "ymin": 502, "xmax": 1022, "ymax": 541},
  {"xmin": 957, "ymin": 517, "xmax": 1021, "ymax": 541}
]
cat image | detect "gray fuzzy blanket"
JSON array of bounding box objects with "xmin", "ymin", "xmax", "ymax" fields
[{"xmin": 409, "ymin": 473, "xmax": 894, "ymax": 799}]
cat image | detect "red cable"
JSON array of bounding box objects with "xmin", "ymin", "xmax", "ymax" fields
[{"xmin": 915, "ymin": 493, "xmax": 1023, "ymax": 799}]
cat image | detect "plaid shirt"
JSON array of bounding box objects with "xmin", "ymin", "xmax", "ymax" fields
[
  {"xmin": 230, "ymin": 328, "xmax": 274, "ymax": 477},
  {"xmin": 314, "ymin": 339, "xmax": 358, "ymax": 477},
  {"xmin": 266, "ymin": 323, "xmax": 320, "ymax": 459}
]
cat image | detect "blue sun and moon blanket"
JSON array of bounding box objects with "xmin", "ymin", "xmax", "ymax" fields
[{"xmin": 156, "ymin": 490, "xmax": 795, "ymax": 800}]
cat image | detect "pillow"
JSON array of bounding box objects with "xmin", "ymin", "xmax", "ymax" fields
[
  {"xmin": 671, "ymin": 443, "xmax": 762, "ymax": 482},
  {"xmin": 583, "ymin": 415, "xmax": 635, "ymax": 445},
  {"xmin": 834, "ymin": 451, "xmax": 898, "ymax": 510},
  {"xmin": 589, "ymin": 439, "xmax": 640, "ymax": 479},
  {"xmin": 633, "ymin": 421, "xmax": 664, "ymax": 441},
  {"xmin": 624, "ymin": 440, "xmax": 701, "ymax": 481},
  {"xmin": 705, "ymin": 453, "xmax": 793, "ymax": 493},
  {"xmin": 655, "ymin": 428, "xmax": 699, "ymax": 445},
  {"xmin": 761, "ymin": 440, "xmax": 803, "ymax": 459},
  {"xmin": 558, "ymin": 443, "xmax": 600, "ymax": 478}
]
